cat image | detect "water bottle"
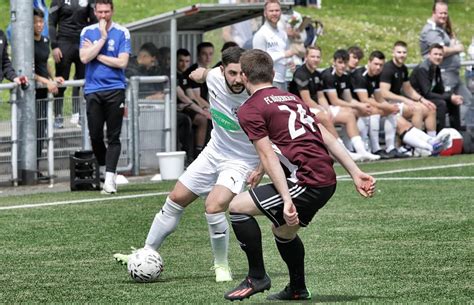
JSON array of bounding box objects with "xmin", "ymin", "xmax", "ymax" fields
[{"xmin": 19, "ymin": 75, "xmax": 29, "ymax": 90}]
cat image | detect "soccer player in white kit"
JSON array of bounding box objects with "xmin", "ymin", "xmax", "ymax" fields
[{"xmin": 114, "ymin": 47, "xmax": 262, "ymax": 282}]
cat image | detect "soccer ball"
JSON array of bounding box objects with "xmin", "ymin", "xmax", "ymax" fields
[{"xmin": 127, "ymin": 248, "xmax": 164, "ymax": 283}]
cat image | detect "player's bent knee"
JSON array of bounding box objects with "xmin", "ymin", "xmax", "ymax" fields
[
  {"xmin": 272, "ymin": 224, "xmax": 300, "ymax": 240},
  {"xmin": 205, "ymin": 201, "xmax": 229, "ymax": 214},
  {"xmin": 194, "ymin": 113, "xmax": 207, "ymax": 126},
  {"xmin": 168, "ymin": 181, "xmax": 198, "ymax": 208},
  {"xmin": 229, "ymin": 191, "xmax": 257, "ymax": 215}
]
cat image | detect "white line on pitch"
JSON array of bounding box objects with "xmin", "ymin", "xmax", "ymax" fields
[
  {"xmin": 2, "ymin": 162, "xmax": 473, "ymax": 211},
  {"xmin": 338, "ymin": 176, "xmax": 474, "ymax": 181},
  {"xmin": 0, "ymin": 191, "xmax": 170, "ymax": 211},
  {"xmin": 337, "ymin": 162, "xmax": 474, "ymax": 179}
]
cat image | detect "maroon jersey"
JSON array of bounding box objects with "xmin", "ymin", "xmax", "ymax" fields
[{"xmin": 238, "ymin": 87, "xmax": 336, "ymax": 188}]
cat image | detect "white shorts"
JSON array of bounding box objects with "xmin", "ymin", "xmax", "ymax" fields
[
  {"xmin": 310, "ymin": 106, "xmax": 340, "ymax": 117},
  {"xmin": 329, "ymin": 105, "xmax": 341, "ymax": 117},
  {"xmin": 397, "ymin": 102, "xmax": 404, "ymax": 116},
  {"xmin": 178, "ymin": 146, "xmax": 258, "ymax": 196},
  {"xmin": 387, "ymin": 100, "xmax": 404, "ymax": 116}
]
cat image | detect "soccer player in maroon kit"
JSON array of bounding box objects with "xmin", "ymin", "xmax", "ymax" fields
[{"xmin": 224, "ymin": 49, "xmax": 376, "ymax": 301}]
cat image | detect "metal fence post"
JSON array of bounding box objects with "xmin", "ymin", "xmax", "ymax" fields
[
  {"xmin": 164, "ymin": 90, "xmax": 171, "ymax": 152},
  {"xmin": 11, "ymin": 0, "xmax": 36, "ymax": 185},
  {"xmin": 47, "ymin": 92, "xmax": 54, "ymax": 185},
  {"xmin": 170, "ymin": 17, "xmax": 177, "ymax": 151},
  {"xmin": 130, "ymin": 77, "xmax": 141, "ymax": 176},
  {"xmin": 10, "ymin": 86, "xmax": 18, "ymax": 186},
  {"xmin": 79, "ymin": 87, "xmax": 91, "ymax": 151}
]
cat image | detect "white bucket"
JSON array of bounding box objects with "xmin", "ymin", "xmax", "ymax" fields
[{"xmin": 156, "ymin": 151, "xmax": 186, "ymax": 180}]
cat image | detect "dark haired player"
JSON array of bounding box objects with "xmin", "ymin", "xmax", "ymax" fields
[
  {"xmin": 224, "ymin": 49, "xmax": 376, "ymax": 301},
  {"xmin": 114, "ymin": 47, "xmax": 262, "ymax": 283},
  {"xmin": 351, "ymin": 50, "xmax": 449, "ymax": 157}
]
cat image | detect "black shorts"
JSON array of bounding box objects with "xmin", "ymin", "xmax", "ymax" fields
[{"xmin": 249, "ymin": 180, "xmax": 336, "ymax": 228}]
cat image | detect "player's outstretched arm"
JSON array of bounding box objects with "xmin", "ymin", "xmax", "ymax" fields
[
  {"xmin": 189, "ymin": 67, "xmax": 210, "ymax": 84},
  {"xmin": 246, "ymin": 163, "xmax": 265, "ymax": 189},
  {"xmin": 254, "ymin": 137, "xmax": 299, "ymax": 226},
  {"xmin": 319, "ymin": 123, "xmax": 376, "ymax": 198},
  {"xmin": 352, "ymin": 171, "xmax": 376, "ymax": 198}
]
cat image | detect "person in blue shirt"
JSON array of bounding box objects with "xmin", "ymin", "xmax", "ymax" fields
[{"xmin": 79, "ymin": 0, "xmax": 131, "ymax": 194}]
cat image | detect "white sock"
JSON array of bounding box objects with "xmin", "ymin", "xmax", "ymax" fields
[
  {"xmin": 369, "ymin": 115, "xmax": 381, "ymax": 152},
  {"xmin": 341, "ymin": 127, "xmax": 354, "ymax": 151},
  {"xmin": 427, "ymin": 130, "xmax": 437, "ymax": 137},
  {"xmin": 99, "ymin": 166, "xmax": 105, "ymax": 176},
  {"xmin": 357, "ymin": 117, "xmax": 369, "ymax": 144},
  {"xmin": 351, "ymin": 135, "xmax": 370, "ymax": 155},
  {"xmin": 384, "ymin": 114, "xmax": 397, "ymax": 152},
  {"xmin": 402, "ymin": 127, "xmax": 433, "ymax": 152},
  {"xmin": 206, "ymin": 212, "xmax": 229, "ymax": 266},
  {"xmin": 144, "ymin": 197, "xmax": 185, "ymax": 250},
  {"xmin": 105, "ymin": 171, "xmax": 115, "ymax": 184}
]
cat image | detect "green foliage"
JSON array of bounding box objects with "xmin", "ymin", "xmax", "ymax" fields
[
  {"xmin": 0, "ymin": 155, "xmax": 473, "ymax": 302},
  {"xmin": 296, "ymin": 0, "xmax": 473, "ymax": 66}
]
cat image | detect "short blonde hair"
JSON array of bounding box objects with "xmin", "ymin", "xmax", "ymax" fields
[{"xmin": 264, "ymin": 0, "xmax": 281, "ymax": 10}]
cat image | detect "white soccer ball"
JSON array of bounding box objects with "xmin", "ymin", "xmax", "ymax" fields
[{"xmin": 127, "ymin": 248, "xmax": 164, "ymax": 283}]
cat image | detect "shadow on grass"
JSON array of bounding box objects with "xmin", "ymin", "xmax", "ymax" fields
[
  {"xmin": 254, "ymin": 294, "xmax": 386, "ymax": 304},
  {"xmin": 313, "ymin": 294, "xmax": 386, "ymax": 302}
]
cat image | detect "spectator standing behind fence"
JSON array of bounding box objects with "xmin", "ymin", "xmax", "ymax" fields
[
  {"xmin": 49, "ymin": 0, "xmax": 97, "ymax": 128},
  {"xmin": 253, "ymin": 0, "xmax": 301, "ymax": 91},
  {"xmin": 419, "ymin": 0, "xmax": 471, "ymax": 129},
  {"xmin": 0, "ymin": 29, "xmax": 22, "ymax": 86},
  {"xmin": 410, "ymin": 43, "xmax": 464, "ymax": 132},
  {"xmin": 33, "ymin": 8, "xmax": 64, "ymax": 177},
  {"xmin": 80, "ymin": 0, "xmax": 130, "ymax": 195},
  {"xmin": 221, "ymin": 0, "xmax": 260, "ymax": 49}
]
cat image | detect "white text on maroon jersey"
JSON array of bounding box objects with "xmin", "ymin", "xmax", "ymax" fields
[{"xmin": 263, "ymin": 95, "xmax": 297, "ymax": 105}]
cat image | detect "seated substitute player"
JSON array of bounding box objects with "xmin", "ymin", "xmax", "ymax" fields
[
  {"xmin": 114, "ymin": 47, "xmax": 263, "ymax": 283},
  {"xmin": 379, "ymin": 41, "xmax": 437, "ymax": 137},
  {"xmin": 321, "ymin": 49, "xmax": 381, "ymax": 161},
  {"xmin": 347, "ymin": 45, "xmax": 364, "ymax": 73},
  {"xmin": 224, "ymin": 49, "xmax": 376, "ymax": 301},
  {"xmin": 289, "ymin": 46, "xmax": 363, "ymax": 161},
  {"xmin": 351, "ymin": 50, "xmax": 450, "ymax": 157},
  {"xmin": 410, "ymin": 43, "xmax": 464, "ymax": 132}
]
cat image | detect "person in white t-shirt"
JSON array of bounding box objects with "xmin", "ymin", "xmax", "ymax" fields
[
  {"xmin": 221, "ymin": 0, "xmax": 257, "ymax": 48},
  {"xmin": 253, "ymin": 0, "xmax": 301, "ymax": 90},
  {"xmin": 113, "ymin": 47, "xmax": 262, "ymax": 283}
]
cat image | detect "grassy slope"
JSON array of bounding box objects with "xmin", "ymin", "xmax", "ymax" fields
[
  {"xmin": 0, "ymin": 0, "xmax": 472, "ymax": 118},
  {"xmin": 0, "ymin": 0, "xmax": 472, "ymax": 62}
]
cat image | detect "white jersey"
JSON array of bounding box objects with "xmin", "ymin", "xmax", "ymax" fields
[
  {"xmin": 206, "ymin": 67, "xmax": 258, "ymax": 164},
  {"xmin": 253, "ymin": 21, "xmax": 289, "ymax": 83}
]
